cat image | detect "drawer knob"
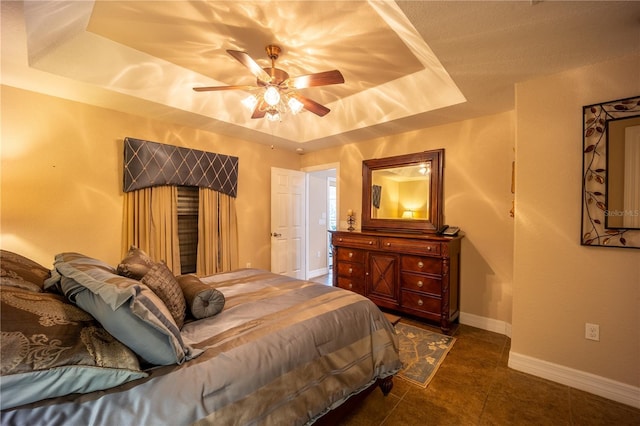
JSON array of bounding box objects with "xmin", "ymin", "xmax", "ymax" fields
[
  {"xmin": 418, "ymin": 261, "xmax": 424, "ymax": 268},
  {"xmin": 417, "ymin": 280, "xmax": 423, "ymax": 288},
  {"xmin": 386, "ymin": 242, "xmax": 391, "ymax": 247},
  {"xmin": 339, "ymin": 238, "xmax": 343, "ymax": 242},
  {"xmin": 348, "ymin": 268, "xmax": 353, "ymax": 274},
  {"xmin": 417, "ymin": 299, "xmax": 423, "ymax": 306},
  {"xmin": 348, "ymin": 252, "xmax": 353, "ymax": 258},
  {"xmin": 348, "ymin": 283, "xmax": 353, "ymax": 289},
  {"xmin": 368, "ymin": 241, "xmax": 373, "ymax": 245},
  {"xmin": 427, "ymin": 246, "xmax": 432, "ymax": 251}
]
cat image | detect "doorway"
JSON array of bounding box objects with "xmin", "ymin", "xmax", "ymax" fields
[{"xmin": 304, "ymin": 164, "xmax": 338, "ymax": 280}]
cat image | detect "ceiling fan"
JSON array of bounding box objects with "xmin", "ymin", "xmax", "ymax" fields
[{"xmin": 193, "ymin": 44, "xmax": 345, "ymax": 121}]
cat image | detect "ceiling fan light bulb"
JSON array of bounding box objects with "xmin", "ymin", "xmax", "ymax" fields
[
  {"xmin": 288, "ymin": 97, "xmax": 304, "ymax": 114},
  {"xmin": 241, "ymin": 95, "xmax": 258, "ymax": 111},
  {"xmin": 266, "ymin": 111, "xmax": 280, "ymax": 122},
  {"xmin": 264, "ymin": 86, "xmax": 281, "ymax": 106}
]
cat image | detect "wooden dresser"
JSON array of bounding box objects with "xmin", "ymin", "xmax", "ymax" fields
[{"xmin": 330, "ymin": 230, "xmax": 462, "ymax": 333}]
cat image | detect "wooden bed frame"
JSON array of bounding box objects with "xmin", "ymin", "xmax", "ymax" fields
[{"xmin": 316, "ymin": 376, "xmax": 394, "ymax": 424}]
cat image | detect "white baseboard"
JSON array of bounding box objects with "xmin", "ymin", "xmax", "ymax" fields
[
  {"xmin": 307, "ymin": 267, "xmax": 329, "ymax": 280},
  {"xmin": 459, "ymin": 311, "xmax": 512, "ymax": 338},
  {"xmin": 509, "ymin": 351, "xmax": 640, "ymax": 409}
]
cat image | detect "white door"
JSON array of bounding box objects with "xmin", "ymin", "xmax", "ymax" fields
[{"xmin": 271, "ymin": 167, "xmax": 306, "ymax": 278}]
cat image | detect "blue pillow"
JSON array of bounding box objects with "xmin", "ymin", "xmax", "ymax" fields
[{"xmin": 49, "ymin": 253, "xmax": 200, "ymax": 365}]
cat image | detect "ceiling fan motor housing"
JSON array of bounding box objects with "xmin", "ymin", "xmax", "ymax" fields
[{"xmin": 258, "ymin": 68, "xmax": 289, "ymax": 86}]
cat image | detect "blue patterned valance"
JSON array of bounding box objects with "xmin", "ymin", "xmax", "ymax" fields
[{"xmin": 123, "ymin": 137, "xmax": 238, "ymax": 197}]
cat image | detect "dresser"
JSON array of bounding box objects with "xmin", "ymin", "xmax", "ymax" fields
[{"xmin": 330, "ymin": 230, "xmax": 462, "ymax": 333}]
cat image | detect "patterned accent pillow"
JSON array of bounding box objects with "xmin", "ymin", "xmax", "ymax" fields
[
  {"xmin": 0, "ymin": 249, "xmax": 51, "ymax": 291},
  {"xmin": 117, "ymin": 245, "xmax": 155, "ymax": 280},
  {"xmin": 49, "ymin": 252, "xmax": 200, "ymax": 366},
  {"xmin": 141, "ymin": 261, "xmax": 186, "ymax": 328},
  {"xmin": 177, "ymin": 274, "xmax": 225, "ymax": 320},
  {"xmin": 0, "ymin": 286, "xmax": 147, "ymax": 410}
]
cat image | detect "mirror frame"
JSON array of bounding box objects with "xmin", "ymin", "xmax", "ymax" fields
[
  {"xmin": 581, "ymin": 95, "xmax": 640, "ymax": 249},
  {"xmin": 362, "ymin": 150, "xmax": 444, "ymax": 234}
]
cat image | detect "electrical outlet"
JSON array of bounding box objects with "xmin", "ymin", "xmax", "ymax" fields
[{"xmin": 585, "ymin": 323, "xmax": 600, "ymax": 341}]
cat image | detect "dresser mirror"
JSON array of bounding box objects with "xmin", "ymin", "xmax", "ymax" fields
[
  {"xmin": 362, "ymin": 150, "xmax": 443, "ymax": 233},
  {"xmin": 581, "ymin": 95, "xmax": 640, "ymax": 249}
]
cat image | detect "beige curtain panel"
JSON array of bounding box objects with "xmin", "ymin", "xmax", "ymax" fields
[
  {"xmin": 123, "ymin": 186, "xmax": 181, "ymax": 274},
  {"xmin": 197, "ymin": 188, "xmax": 238, "ymax": 275}
]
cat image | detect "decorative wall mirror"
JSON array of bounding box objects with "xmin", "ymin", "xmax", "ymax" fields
[
  {"xmin": 362, "ymin": 150, "xmax": 443, "ymax": 233},
  {"xmin": 581, "ymin": 95, "xmax": 640, "ymax": 249}
]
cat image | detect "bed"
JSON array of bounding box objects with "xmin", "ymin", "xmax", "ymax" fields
[{"xmin": 0, "ymin": 249, "xmax": 400, "ymax": 425}]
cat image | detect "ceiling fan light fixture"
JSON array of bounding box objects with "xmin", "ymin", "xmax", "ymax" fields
[
  {"xmin": 241, "ymin": 94, "xmax": 258, "ymax": 111},
  {"xmin": 288, "ymin": 96, "xmax": 304, "ymax": 114},
  {"xmin": 264, "ymin": 86, "xmax": 281, "ymax": 106},
  {"xmin": 266, "ymin": 109, "xmax": 280, "ymax": 122},
  {"xmin": 418, "ymin": 163, "xmax": 431, "ymax": 175}
]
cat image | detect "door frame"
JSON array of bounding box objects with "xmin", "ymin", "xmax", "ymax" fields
[{"xmin": 302, "ymin": 162, "xmax": 340, "ymax": 280}]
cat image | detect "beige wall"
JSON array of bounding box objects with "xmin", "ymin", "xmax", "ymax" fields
[
  {"xmin": 301, "ymin": 111, "xmax": 516, "ymax": 325},
  {"xmin": 0, "ymin": 85, "xmax": 300, "ymax": 269},
  {"xmin": 512, "ymin": 53, "xmax": 640, "ymax": 387}
]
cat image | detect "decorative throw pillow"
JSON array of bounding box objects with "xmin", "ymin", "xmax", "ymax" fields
[
  {"xmin": 49, "ymin": 252, "xmax": 200, "ymax": 366},
  {"xmin": 0, "ymin": 249, "xmax": 51, "ymax": 291},
  {"xmin": 176, "ymin": 274, "xmax": 225, "ymax": 319},
  {"xmin": 117, "ymin": 245, "xmax": 155, "ymax": 280},
  {"xmin": 141, "ymin": 261, "xmax": 186, "ymax": 328},
  {"xmin": 0, "ymin": 286, "xmax": 147, "ymax": 410}
]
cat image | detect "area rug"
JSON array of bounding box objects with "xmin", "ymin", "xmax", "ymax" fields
[{"xmin": 395, "ymin": 322, "xmax": 456, "ymax": 388}]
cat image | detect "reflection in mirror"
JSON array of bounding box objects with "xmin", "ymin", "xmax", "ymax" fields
[
  {"xmin": 607, "ymin": 116, "xmax": 640, "ymax": 229},
  {"xmin": 371, "ymin": 164, "xmax": 431, "ymax": 220}
]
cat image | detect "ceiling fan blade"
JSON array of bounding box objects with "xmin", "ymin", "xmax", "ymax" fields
[
  {"xmin": 288, "ymin": 70, "xmax": 344, "ymax": 89},
  {"xmin": 251, "ymin": 99, "xmax": 267, "ymax": 119},
  {"xmin": 193, "ymin": 85, "xmax": 255, "ymax": 92},
  {"xmin": 227, "ymin": 50, "xmax": 272, "ymax": 83},
  {"xmin": 295, "ymin": 95, "xmax": 331, "ymax": 117}
]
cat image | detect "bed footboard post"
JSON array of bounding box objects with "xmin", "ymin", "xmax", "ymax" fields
[{"xmin": 378, "ymin": 375, "xmax": 394, "ymax": 396}]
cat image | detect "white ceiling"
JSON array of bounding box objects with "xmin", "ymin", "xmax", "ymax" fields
[{"xmin": 2, "ymin": 1, "xmax": 639, "ymax": 153}]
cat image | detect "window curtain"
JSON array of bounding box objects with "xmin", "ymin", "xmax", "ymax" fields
[
  {"xmin": 196, "ymin": 188, "xmax": 239, "ymax": 275},
  {"xmin": 122, "ymin": 185, "xmax": 181, "ymax": 274}
]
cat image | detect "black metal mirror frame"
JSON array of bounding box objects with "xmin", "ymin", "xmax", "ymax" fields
[
  {"xmin": 362, "ymin": 149, "xmax": 444, "ymax": 234},
  {"xmin": 581, "ymin": 95, "xmax": 640, "ymax": 249}
]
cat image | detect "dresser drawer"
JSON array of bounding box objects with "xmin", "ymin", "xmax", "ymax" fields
[
  {"xmin": 336, "ymin": 262, "xmax": 364, "ymax": 279},
  {"xmin": 401, "ymin": 272, "xmax": 441, "ymax": 295},
  {"xmin": 401, "ymin": 290, "xmax": 441, "ymax": 316},
  {"xmin": 380, "ymin": 238, "xmax": 440, "ymax": 256},
  {"xmin": 336, "ymin": 247, "xmax": 365, "ymax": 263},
  {"xmin": 337, "ymin": 277, "xmax": 365, "ymax": 294},
  {"xmin": 401, "ymin": 255, "xmax": 442, "ymax": 275},
  {"xmin": 332, "ymin": 233, "xmax": 379, "ymax": 249}
]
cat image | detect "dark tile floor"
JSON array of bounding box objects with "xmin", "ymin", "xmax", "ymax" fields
[{"xmin": 309, "ymin": 274, "xmax": 640, "ymax": 426}]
